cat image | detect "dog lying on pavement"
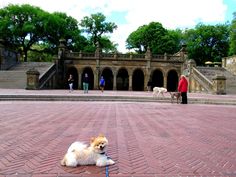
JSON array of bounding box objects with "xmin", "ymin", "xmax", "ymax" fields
[{"xmin": 169, "ymin": 92, "xmax": 181, "ymax": 104}]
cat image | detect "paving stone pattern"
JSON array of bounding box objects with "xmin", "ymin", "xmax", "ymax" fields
[{"xmin": 0, "ymin": 101, "xmax": 236, "ymax": 177}]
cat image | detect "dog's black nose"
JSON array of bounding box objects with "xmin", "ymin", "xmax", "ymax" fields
[{"xmin": 100, "ymin": 146, "xmax": 104, "ymax": 150}]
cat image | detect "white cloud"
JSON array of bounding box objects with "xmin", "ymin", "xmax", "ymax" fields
[{"xmin": 0, "ymin": 0, "xmax": 228, "ymax": 53}]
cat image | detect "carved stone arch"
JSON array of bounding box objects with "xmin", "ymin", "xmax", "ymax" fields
[
  {"xmin": 101, "ymin": 67, "xmax": 113, "ymax": 90},
  {"xmin": 117, "ymin": 67, "xmax": 129, "ymax": 90},
  {"xmin": 66, "ymin": 66, "xmax": 78, "ymax": 89},
  {"xmin": 81, "ymin": 66, "xmax": 94, "ymax": 90},
  {"xmin": 167, "ymin": 69, "xmax": 179, "ymax": 91},
  {"xmin": 151, "ymin": 68, "xmax": 164, "ymax": 88},
  {"xmin": 132, "ymin": 68, "xmax": 144, "ymax": 91}
]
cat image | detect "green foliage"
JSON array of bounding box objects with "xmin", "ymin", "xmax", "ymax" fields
[
  {"xmin": 80, "ymin": 12, "xmax": 118, "ymax": 50},
  {"xmin": 0, "ymin": 4, "xmax": 48, "ymax": 61},
  {"xmin": 27, "ymin": 43, "xmax": 54, "ymax": 62},
  {"xmin": 184, "ymin": 23, "xmax": 230, "ymax": 65},
  {"xmin": 229, "ymin": 12, "xmax": 236, "ymax": 55},
  {"xmin": 126, "ymin": 22, "xmax": 182, "ymax": 54},
  {"xmin": 0, "ymin": 4, "xmax": 87, "ymax": 61}
]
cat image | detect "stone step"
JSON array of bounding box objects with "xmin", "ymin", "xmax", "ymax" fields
[
  {"xmin": 0, "ymin": 62, "xmax": 54, "ymax": 89},
  {"xmin": 0, "ymin": 94, "xmax": 236, "ymax": 105}
]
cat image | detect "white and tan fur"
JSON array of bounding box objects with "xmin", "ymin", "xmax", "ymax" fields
[
  {"xmin": 60, "ymin": 134, "xmax": 115, "ymax": 167},
  {"xmin": 153, "ymin": 87, "xmax": 167, "ymax": 97},
  {"xmin": 169, "ymin": 92, "xmax": 181, "ymax": 104}
]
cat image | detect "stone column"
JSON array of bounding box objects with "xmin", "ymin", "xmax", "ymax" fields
[
  {"xmin": 26, "ymin": 68, "xmax": 40, "ymax": 90},
  {"xmin": 187, "ymin": 59, "xmax": 196, "ymax": 93},
  {"xmin": 78, "ymin": 71, "xmax": 82, "ymax": 89},
  {"xmin": 129, "ymin": 75, "xmax": 132, "ymax": 91},
  {"xmin": 94, "ymin": 67, "xmax": 100, "ymax": 90},
  {"xmin": 0, "ymin": 40, "xmax": 4, "ymax": 70},
  {"xmin": 113, "ymin": 69, "xmax": 117, "ymax": 90},
  {"xmin": 163, "ymin": 73, "xmax": 167, "ymax": 89},
  {"xmin": 212, "ymin": 75, "xmax": 226, "ymax": 95}
]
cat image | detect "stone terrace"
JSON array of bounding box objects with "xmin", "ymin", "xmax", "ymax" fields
[{"xmin": 0, "ymin": 90, "xmax": 236, "ymax": 177}]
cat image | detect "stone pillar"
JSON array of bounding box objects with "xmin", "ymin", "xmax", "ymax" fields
[
  {"xmin": 26, "ymin": 68, "xmax": 40, "ymax": 90},
  {"xmin": 129, "ymin": 75, "xmax": 132, "ymax": 91},
  {"xmin": 163, "ymin": 73, "xmax": 167, "ymax": 89},
  {"xmin": 212, "ymin": 75, "xmax": 226, "ymax": 95},
  {"xmin": 187, "ymin": 59, "xmax": 196, "ymax": 92},
  {"xmin": 145, "ymin": 46, "xmax": 152, "ymax": 59},
  {"xmin": 78, "ymin": 72, "xmax": 82, "ymax": 89},
  {"xmin": 56, "ymin": 39, "xmax": 66, "ymax": 88},
  {"xmin": 144, "ymin": 74, "xmax": 150, "ymax": 91},
  {"xmin": 94, "ymin": 66, "xmax": 100, "ymax": 90},
  {"xmin": 0, "ymin": 39, "xmax": 4, "ymax": 70},
  {"xmin": 113, "ymin": 69, "xmax": 117, "ymax": 90}
]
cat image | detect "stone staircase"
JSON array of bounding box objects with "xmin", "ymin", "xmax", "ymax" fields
[
  {"xmin": 196, "ymin": 66, "xmax": 236, "ymax": 94},
  {"xmin": 0, "ymin": 62, "xmax": 54, "ymax": 89}
]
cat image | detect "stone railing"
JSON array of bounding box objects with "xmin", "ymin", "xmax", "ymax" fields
[
  {"xmin": 192, "ymin": 67, "xmax": 213, "ymax": 92},
  {"xmin": 26, "ymin": 63, "xmax": 57, "ymax": 90},
  {"xmin": 39, "ymin": 63, "xmax": 56, "ymax": 89},
  {"xmin": 64, "ymin": 51, "xmax": 184, "ymax": 62}
]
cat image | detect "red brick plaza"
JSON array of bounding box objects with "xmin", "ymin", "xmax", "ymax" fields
[{"xmin": 0, "ymin": 90, "xmax": 236, "ymax": 177}]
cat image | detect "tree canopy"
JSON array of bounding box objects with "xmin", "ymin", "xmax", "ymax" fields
[
  {"xmin": 126, "ymin": 22, "xmax": 182, "ymax": 54},
  {"xmin": 0, "ymin": 4, "xmax": 86, "ymax": 61},
  {"xmin": 0, "ymin": 4, "xmax": 235, "ymax": 65},
  {"xmin": 80, "ymin": 12, "xmax": 118, "ymax": 52},
  {"xmin": 183, "ymin": 23, "xmax": 230, "ymax": 65},
  {"xmin": 229, "ymin": 12, "xmax": 236, "ymax": 56}
]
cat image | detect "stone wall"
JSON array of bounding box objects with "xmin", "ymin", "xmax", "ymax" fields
[{"xmin": 222, "ymin": 55, "xmax": 236, "ymax": 75}]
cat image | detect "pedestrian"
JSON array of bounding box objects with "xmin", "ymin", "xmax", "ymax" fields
[
  {"xmin": 83, "ymin": 73, "xmax": 89, "ymax": 93},
  {"xmin": 178, "ymin": 75, "xmax": 188, "ymax": 104},
  {"xmin": 99, "ymin": 76, "xmax": 105, "ymax": 92},
  {"xmin": 147, "ymin": 81, "xmax": 152, "ymax": 92},
  {"xmin": 68, "ymin": 74, "xmax": 74, "ymax": 92}
]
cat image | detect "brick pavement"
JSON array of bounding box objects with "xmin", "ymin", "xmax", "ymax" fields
[{"xmin": 0, "ymin": 101, "xmax": 236, "ymax": 177}]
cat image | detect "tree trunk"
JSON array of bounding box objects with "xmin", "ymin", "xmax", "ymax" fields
[{"xmin": 23, "ymin": 49, "xmax": 28, "ymax": 62}]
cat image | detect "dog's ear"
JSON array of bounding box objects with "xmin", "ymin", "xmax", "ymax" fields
[
  {"xmin": 98, "ymin": 133, "xmax": 105, "ymax": 137},
  {"xmin": 90, "ymin": 137, "xmax": 95, "ymax": 144}
]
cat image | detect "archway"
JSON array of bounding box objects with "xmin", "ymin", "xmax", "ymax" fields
[
  {"xmin": 101, "ymin": 68, "xmax": 113, "ymax": 90},
  {"xmin": 167, "ymin": 70, "xmax": 179, "ymax": 91},
  {"xmin": 152, "ymin": 69, "xmax": 164, "ymax": 88},
  {"xmin": 82, "ymin": 67, "xmax": 94, "ymax": 90},
  {"xmin": 117, "ymin": 68, "xmax": 129, "ymax": 90},
  {"xmin": 132, "ymin": 69, "xmax": 144, "ymax": 91},
  {"xmin": 66, "ymin": 67, "xmax": 78, "ymax": 89}
]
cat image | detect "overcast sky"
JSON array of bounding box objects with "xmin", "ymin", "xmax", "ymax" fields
[{"xmin": 1, "ymin": 0, "xmax": 235, "ymax": 52}]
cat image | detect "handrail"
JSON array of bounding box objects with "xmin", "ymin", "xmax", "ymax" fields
[
  {"xmin": 192, "ymin": 67, "xmax": 213, "ymax": 92},
  {"xmin": 39, "ymin": 63, "xmax": 56, "ymax": 89},
  {"xmin": 64, "ymin": 51, "xmax": 184, "ymax": 61}
]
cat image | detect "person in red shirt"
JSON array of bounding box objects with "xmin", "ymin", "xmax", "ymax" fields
[{"xmin": 178, "ymin": 75, "xmax": 188, "ymax": 104}]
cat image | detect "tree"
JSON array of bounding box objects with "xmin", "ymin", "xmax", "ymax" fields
[
  {"xmin": 229, "ymin": 12, "xmax": 236, "ymax": 55},
  {"xmin": 80, "ymin": 12, "xmax": 118, "ymax": 52},
  {"xmin": 0, "ymin": 4, "xmax": 49, "ymax": 61},
  {"xmin": 126, "ymin": 22, "xmax": 182, "ymax": 54},
  {"xmin": 0, "ymin": 4, "xmax": 86, "ymax": 61},
  {"xmin": 44, "ymin": 12, "xmax": 87, "ymax": 53},
  {"xmin": 184, "ymin": 23, "xmax": 230, "ymax": 65}
]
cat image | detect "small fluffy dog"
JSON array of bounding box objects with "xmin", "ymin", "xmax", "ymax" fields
[
  {"xmin": 169, "ymin": 92, "xmax": 181, "ymax": 104},
  {"xmin": 153, "ymin": 87, "xmax": 167, "ymax": 97},
  {"xmin": 60, "ymin": 134, "xmax": 115, "ymax": 167}
]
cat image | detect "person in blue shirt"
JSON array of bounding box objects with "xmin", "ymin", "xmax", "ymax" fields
[{"xmin": 99, "ymin": 76, "xmax": 105, "ymax": 92}]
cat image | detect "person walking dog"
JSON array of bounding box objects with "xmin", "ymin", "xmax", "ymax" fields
[{"xmin": 178, "ymin": 75, "xmax": 188, "ymax": 104}]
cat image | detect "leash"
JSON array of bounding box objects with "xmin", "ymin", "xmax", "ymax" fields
[
  {"xmin": 105, "ymin": 165, "xmax": 109, "ymax": 177},
  {"xmin": 104, "ymin": 153, "xmax": 110, "ymax": 177}
]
